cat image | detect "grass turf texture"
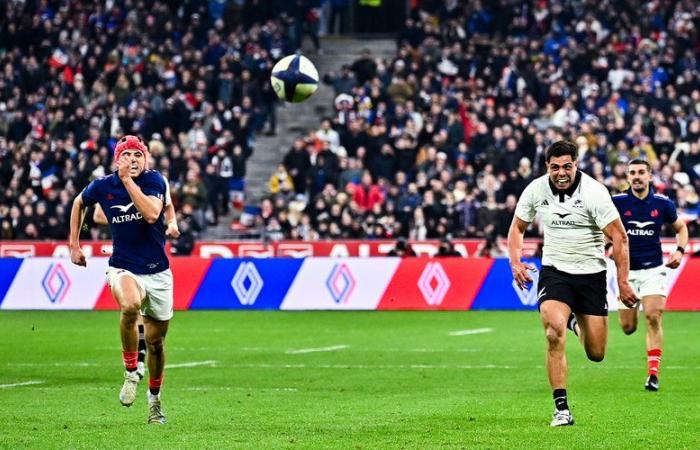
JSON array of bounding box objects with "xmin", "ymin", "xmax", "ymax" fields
[{"xmin": 1, "ymin": 311, "xmax": 699, "ymax": 449}]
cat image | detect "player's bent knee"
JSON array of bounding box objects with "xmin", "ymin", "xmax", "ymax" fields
[
  {"xmin": 120, "ymin": 301, "xmax": 141, "ymax": 316},
  {"xmin": 621, "ymin": 323, "xmax": 637, "ymax": 335},
  {"xmin": 545, "ymin": 325, "xmax": 566, "ymax": 347},
  {"xmin": 586, "ymin": 350, "xmax": 605, "ymax": 362}
]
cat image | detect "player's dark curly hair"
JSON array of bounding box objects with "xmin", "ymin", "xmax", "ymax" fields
[
  {"xmin": 628, "ymin": 158, "xmax": 651, "ymax": 169},
  {"xmin": 545, "ymin": 140, "xmax": 578, "ymax": 162}
]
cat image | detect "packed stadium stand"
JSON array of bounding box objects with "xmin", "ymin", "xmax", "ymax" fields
[
  {"xmin": 1, "ymin": 0, "xmax": 699, "ymax": 246},
  {"xmin": 261, "ymin": 0, "xmax": 700, "ymax": 242}
]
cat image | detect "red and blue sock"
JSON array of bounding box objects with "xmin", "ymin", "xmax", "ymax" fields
[{"xmin": 647, "ymin": 348, "xmax": 662, "ymax": 376}]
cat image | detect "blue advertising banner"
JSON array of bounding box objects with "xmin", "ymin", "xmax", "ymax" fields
[
  {"xmin": 189, "ymin": 259, "xmax": 303, "ymax": 310},
  {"xmin": 0, "ymin": 258, "xmax": 22, "ymax": 307},
  {"xmin": 470, "ymin": 258, "xmax": 542, "ymax": 311}
]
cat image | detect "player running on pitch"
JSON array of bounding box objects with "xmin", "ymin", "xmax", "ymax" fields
[
  {"xmin": 508, "ymin": 140, "xmax": 638, "ymax": 427},
  {"xmin": 612, "ymin": 159, "xmax": 688, "ymax": 391},
  {"xmin": 93, "ymin": 174, "xmax": 179, "ymax": 380},
  {"xmin": 69, "ymin": 135, "xmax": 172, "ymax": 424}
]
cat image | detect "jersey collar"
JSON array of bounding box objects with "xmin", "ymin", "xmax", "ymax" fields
[
  {"xmin": 548, "ymin": 170, "xmax": 581, "ymax": 202},
  {"xmin": 626, "ymin": 186, "xmax": 655, "ymax": 203}
]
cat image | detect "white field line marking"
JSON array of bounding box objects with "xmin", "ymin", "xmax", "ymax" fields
[
  {"xmin": 6, "ymin": 362, "xmax": 696, "ymax": 370},
  {"xmin": 241, "ymin": 347, "xmax": 478, "ymax": 353},
  {"xmin": 35, "ymin": 385, "xmax": 297, "ymax": 392},
  {"xmin": 448, "ymin": 328, "xmax": 494, "ymax": 336},
  {"xmin": 226, "ymin": 363, "xmax": 517, "ymax": 370},
  {"xmin": 401, "ymin": 348, "xmax": 479, "ymax": 353},
  {"xmin": 9, "ymin": 362, "xmax": 98, "ymax": 367},
  {"xmin": 286, "ymin": 345, "xmax": 349, "ymax": 355},
  {"xmin": 167, "ymin": 360, "xmax": 218, "ymax": 369},
  {"xmin": 0, "ymin": 380, "xmax": 44, "ymax": 389}
]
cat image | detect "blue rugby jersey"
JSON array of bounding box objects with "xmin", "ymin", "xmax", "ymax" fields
[
  {"xmin": 612, "ymin": 188, "xmax": 678, "ymax": 271},
  {"xmin": 81, "ymin": 170, "xmax": 169, "ymax": 274}
]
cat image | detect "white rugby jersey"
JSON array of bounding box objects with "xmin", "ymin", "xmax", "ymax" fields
[{"xmin": 515, "ymin": 171, "xmax": 620, "ymax": 274}]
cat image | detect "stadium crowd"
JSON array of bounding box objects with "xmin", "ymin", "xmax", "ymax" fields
[
  {"xmin": 261, "ymin": 0, "xmax": 700, "ymax": 242},
  {"xmin": 1, "ymin": 0, "xmax": 699, "ymax": 247},
  {"xmin": 0, "ymin": 0, "xmax": 321, "ymax": 242}
]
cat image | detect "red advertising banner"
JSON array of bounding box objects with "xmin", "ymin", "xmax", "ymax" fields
[
  {"xmin": 666, "ymin": 259, "xmax": 700, "ymax": 311},
  {"xmin": 377, "ymin": 258, "xmax": 494, "ymax": 310}
]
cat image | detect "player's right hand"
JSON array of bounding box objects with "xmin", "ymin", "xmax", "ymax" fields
[
  {"xmin": 116, "ymin": 156, "xmax": 131, "ymax": 180},
  {"xmin": 70, "ymin": 247, "xmax": 86, "ymax": 267},
  {"xmin": 510, "ymin": 260, "xmax": 535, "ymax": 290},
  {"xmin": 618, "ymin": 280, "xmax": 639, "ymax": 307}
]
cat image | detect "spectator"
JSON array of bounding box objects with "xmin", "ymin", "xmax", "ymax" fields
[
  {"xmin": 386, "ymin": 237, "xmax": 416, "ymax": 257},
  {"xmin": 351, "ymin": 170, "xmax": 384, "ymax": 212},
  {"xmin": 436, "ymin": 237, "xmax": 463, "ymax": 257},
  {"xmin": 269, "ymin": 164, "xmax": 295, "ymax": 196}
]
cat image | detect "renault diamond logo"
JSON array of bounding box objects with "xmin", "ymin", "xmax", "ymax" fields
[
  {"xmin": 417, "ymin": 262, "xmax": 451, "ymax": 306},
  {"xmin": 231, "ymin": 262, "xmax": 264, "ymax": 305}
]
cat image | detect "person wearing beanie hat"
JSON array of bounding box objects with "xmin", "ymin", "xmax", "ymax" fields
[{"xmin": 68, "ymin": 134, "xmax": 173, "ymax": 425}]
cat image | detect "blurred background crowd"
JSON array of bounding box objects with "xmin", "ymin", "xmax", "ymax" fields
[
  {"xmin": 0, "ymin": 0, "xmax": 309, "ymax": 242},
  {"xmin": 262, "ymin": 0, "xmax": 700, "ymax": 242},
  {"xmin": 1, "ymin": 0, "xmax": 699, "ymax": 249}
]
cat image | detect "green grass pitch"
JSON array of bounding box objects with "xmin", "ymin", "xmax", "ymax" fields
[{"xmin": 1, "ymin": 311, "xmax": 699, "ymax": 449}]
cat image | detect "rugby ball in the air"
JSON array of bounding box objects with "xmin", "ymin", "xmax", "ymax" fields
[{"xmin": 270, "ymin": 54, "xmax": 319, "ymax": 103}]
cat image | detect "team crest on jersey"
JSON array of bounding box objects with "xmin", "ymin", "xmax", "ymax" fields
[
  {"xmin": 650, "ymin": 209, "xmax": 659, "ymax": 218},
  {"xmin": 573, "ymin": 199, "xmax": 584, "ymax": 208}
]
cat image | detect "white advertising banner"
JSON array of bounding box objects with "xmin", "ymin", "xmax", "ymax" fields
[
  {"xmin": 1, "ymin": 258, "xmax": 110, "ymax": 310},
  {"xmin": 281, "ymin": 258, "xmax": 400, "ymax": 310}
]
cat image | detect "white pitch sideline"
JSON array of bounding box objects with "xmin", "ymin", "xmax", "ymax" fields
[
  {"xmin": 286, "ymin": 345, "xmax": 349, "ymax": 354},
  {"xmin": 448, "ymin": 328, "xmax": 494, "ymax": 336},
  {"xmin": 0, "ymin": 380, "xmax": 44, "ymax": 389}
]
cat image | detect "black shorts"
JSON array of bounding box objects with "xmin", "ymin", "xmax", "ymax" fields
[{"xmin": 537, "ymin": 266, "xmax": 608, "ymax": 316}]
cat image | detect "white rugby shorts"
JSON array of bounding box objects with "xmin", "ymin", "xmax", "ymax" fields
[
  {"xmin": 617, "ymin": 265, "xmax": 667, "ymax": 309},
  {"xmin": 106, "ymin": 266, "xmax": 174, "ymax": 321}
]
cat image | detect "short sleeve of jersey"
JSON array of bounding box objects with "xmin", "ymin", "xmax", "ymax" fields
[
  {"xmin": 142, "ymin": 172, "xmax": 166, "ymax": 203},
  {"xmin": 81, "ymin": 180, "xmax": 100, "ymax": 207},
  {"xmin": 515, "ymin": 181, "xmax": 537, "ymax": 223},
  {"xmin": 163, "ymin": 175, "xmax": 172, "ymax": 207},
  {"xmin": 664, "ymin": 197, "xmax": 678, "ymax": 224},
  {"xmin": 592, "ymin": 184, "xmax": 620, "ymax": 230}
]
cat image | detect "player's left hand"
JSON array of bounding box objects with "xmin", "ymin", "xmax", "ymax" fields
[
  {"xmin": 166, "ymin": 222, "xmax": 180, "ymax": 238},
  {"xmin": 665, "ymin": 250, "xmax": 683, "ymax": 269}
]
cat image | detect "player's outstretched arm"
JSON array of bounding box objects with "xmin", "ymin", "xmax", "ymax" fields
[
  {"xmin": 508, "ymin": 216, "xmax": 535, "ymax": 290},
  {"xmin": 117, "ymin": 158, "xmax": 163, "ymax": 224},
  {"xmin": 666, "ymin": 219, "xmax": 689, "ymax": 269},
  {"xmin": 602, "ymin": 218, "xmax": 638, "ymax": 306},
  {"xmin": 93, "ymin": 203, "xmax": 108, "ymax": 225},
  {"xmin": 69, "ymin": 195, "xmax": 88, "ymax": 267}
]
